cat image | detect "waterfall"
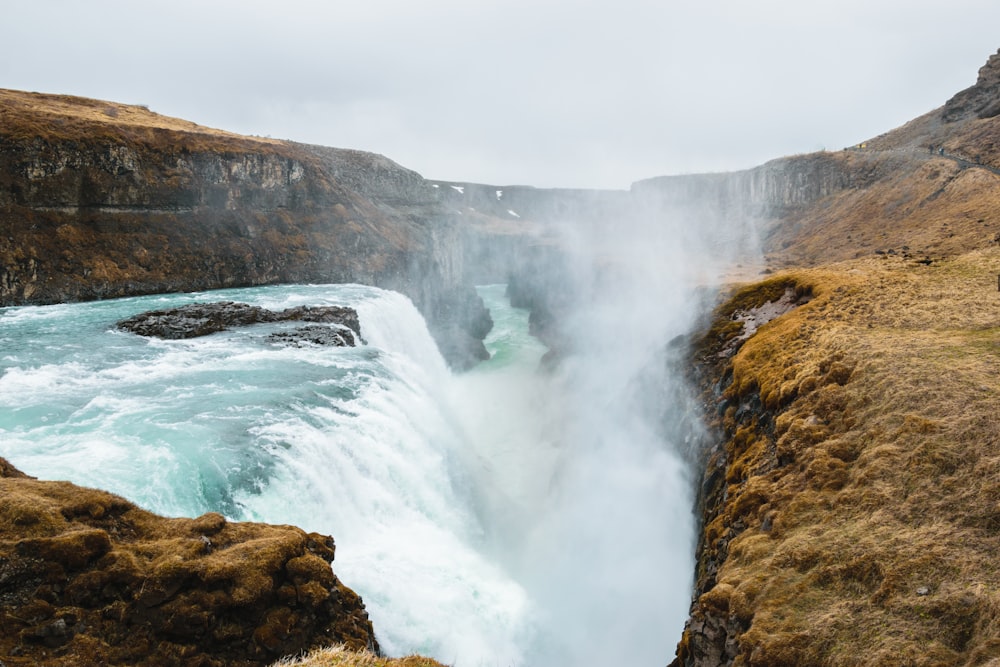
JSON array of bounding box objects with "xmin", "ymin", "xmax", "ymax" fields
[{"xmin": 0, "ymin": 227, "xmax": 754, "ymax": 666}]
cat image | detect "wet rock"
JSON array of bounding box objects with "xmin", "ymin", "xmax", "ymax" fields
[
  {"xmin": 267, "ymin": 324, "xmax": 357, "ymax": 347},
  {"xmin": 116, "ymin": 301, "xmax": 361, "ymax": 344}
]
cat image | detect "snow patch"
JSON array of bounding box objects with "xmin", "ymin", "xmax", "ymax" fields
[
  {"xmin": 496, "ymin": 190, "xmax": 503, "ymax": 200},
  {"xmin": 507, "ymin": 210, "xmax": 521, "ymax": 218},
  {"xmin": 450, "ymin": 185, "xmax": 465, "ymax": 194}
]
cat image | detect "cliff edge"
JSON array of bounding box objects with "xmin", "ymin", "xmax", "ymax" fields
[
  {"xmin": 0, "ymin": 457, "xmax": 376, "ymax": 666},
  {"xmin": 670, "ymin": 48, "xmax": 1000, "ymax": 666}
]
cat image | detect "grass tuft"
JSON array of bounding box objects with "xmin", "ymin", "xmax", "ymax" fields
[{"xmin": 271, "ymin": 645, "xmax": 449, "ymax": 667}]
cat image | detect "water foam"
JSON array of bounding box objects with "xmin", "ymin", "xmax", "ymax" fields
[
  {"xmin": 0, "ymin": 276, "xmax": 722, "ymax": 666},
  {"xmin": 0, "ymin": 284, "xmax": 533, "ymax": 665}
]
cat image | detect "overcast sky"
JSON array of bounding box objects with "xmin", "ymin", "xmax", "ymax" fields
[{"xmin": 3, "ymin": 1, "xmax": 1000, "ymax": 189}]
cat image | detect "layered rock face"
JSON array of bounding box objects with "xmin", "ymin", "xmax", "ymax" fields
[
  {"xmin": 0, "ymin": 90, "xmax": 490, "ymax": 368},
  {"xmin": 0, "ymin": 458, "xmax": 376, "ymax": 666}
]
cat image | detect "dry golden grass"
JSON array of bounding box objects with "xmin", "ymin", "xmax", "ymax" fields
[
  {"xmin": 687, "ymin": 247, "xmax": 1000, "ymax": 665},
  {"xmin": 0, "ymin": 87, "xmax": 284, "ymax": 153},
  {"xmin": 759, "ymin": 106, "xmax": 1000, "ymax": 273},
  {"xmin": 0, "ymin": 463, "xmax": 377, "ymax": 665},
  {"xmin": 271, "ymin": 645, "xmax": 448, "ymax": 667}
]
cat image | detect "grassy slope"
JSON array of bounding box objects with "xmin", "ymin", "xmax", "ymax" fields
[
  {"xmin": 0, "ymin": 88, "xmax": 284, "ymax": 152},
  {"xmin": 272, "ymin": 646, "xmax": 447, "ymax": 667},
  {"xmin": 680, "ymin": 98, "xmax": 1000, "ymax": 664},
  {"xmin": 698, "ymin": 254, "xmax": 1000, "ymax": 665}
]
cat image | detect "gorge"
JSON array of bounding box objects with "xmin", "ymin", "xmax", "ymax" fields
[{"xmin": 2, "ymin": 47, "xmax": 1000, "ymax": 667}]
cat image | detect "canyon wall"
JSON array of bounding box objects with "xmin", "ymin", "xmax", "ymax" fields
[{"xmin": 0, "ymin": 90, "xmax": 493, "ymax": 368}]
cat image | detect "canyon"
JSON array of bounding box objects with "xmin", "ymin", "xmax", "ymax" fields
[{"xmin": 2, "ymin": 47, "xmax": 1000, "ymax": 666}]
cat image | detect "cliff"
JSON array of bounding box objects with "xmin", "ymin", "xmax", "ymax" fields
[
  {"xmin": 0, "ymin": 457, "xmax": 376, "ymax": 666},
  {"xmin": 0, "ymin": 89, "xmax": 493, "ymax": 369},
  {"xmin": 668, "ymin": 48, "xmax": 1000, "ymax": 666}
]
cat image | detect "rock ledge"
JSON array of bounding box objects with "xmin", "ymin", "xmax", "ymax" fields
[{"xmin": 0, "ymin": 457, "xmax": 377, "ymax": 666}]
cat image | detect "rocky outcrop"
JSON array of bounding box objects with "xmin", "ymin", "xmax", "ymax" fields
[
  {"xmin": 0, "ymin": 89, "xmax": 489, "ymax": 369},
  {"xmin": 670, "ymin": 277, "xmax": 813, "ymax": 667},
  {"xmin": 0, "ymin": 457, "xmax": 376, "ymax": 666},
  {"xmin": 943, "ymin": 48, "xmax": 1000, "ymax": 122},
  {"xmin": 116, "ymin": 301, "xmax": 361, "ymax": 344}
]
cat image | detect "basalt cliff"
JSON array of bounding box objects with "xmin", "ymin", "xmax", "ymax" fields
[
  {"xmin": 0, "ymin": 89, "xmax": 496, "ymax": 370},
  {"xmin": 3, "ymin": 47, "xmax": 1000, "ymax": 667}
]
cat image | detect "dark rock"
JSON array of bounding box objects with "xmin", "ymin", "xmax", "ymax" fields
[
  {"xmin": 21, "ymin": 617, "xmax": 73, "ymax": 648},
  {"xmin": 116, "ymin": 302, "xmax": 361, "ymax": 345},
  {"xmin": 267, "ymin": 325, "xmax": 357, "ymax": 347},
  {"xmin": 943, "ymin": 48, "xmax": 1000, "ymax": 122},
  {"xmin": 116, "ymin": 302, "xmax": 273, "ymax": 338}
]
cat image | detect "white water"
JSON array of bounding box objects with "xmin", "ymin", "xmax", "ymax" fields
[{"xmin": 0, "ymin": 254, "xmax": 744, "ymax": 665}]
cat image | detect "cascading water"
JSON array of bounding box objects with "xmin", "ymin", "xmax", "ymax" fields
[
  {"xmin": 0, "ymin": 284, "xmax": 533, "ymax": 664},
  {"xmin": 0, "ymin": 192, "xmax": 757, "ymax": 666}
]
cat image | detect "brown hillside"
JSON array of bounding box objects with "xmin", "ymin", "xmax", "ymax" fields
[
  {"xmin": 0, "ymin": 88, "xmax": 495, "ymax": 368},
  {"xmin": 762, "ymin": 48, "xmax": 1000, "ymax": 270},
  {"xmin": 760, "ymin": 148, "xmax": 1000, "ymax": 268},
  {"xmin": 674, "ymin": 48, "xmax": 1000, "ymax": 666},
  {"xmin": 0, "ymin": 89, "xmax": 284, "ymax": 152}
]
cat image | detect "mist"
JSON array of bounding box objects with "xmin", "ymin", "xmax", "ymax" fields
[{"xmin": 446, "ymin": 189, "xmax": 762, "ymax": 665}]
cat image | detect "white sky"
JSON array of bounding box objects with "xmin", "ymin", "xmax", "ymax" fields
[{"xmin": 3, "ymin": 0, "xmax": 1000, "ymax": 189}]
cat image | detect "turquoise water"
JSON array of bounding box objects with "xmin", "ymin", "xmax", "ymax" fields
[{"xmin": 0, "ymin": 280, "xmax": 701, "ymax": 666}]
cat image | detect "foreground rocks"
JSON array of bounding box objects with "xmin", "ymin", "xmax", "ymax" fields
[
  {"xmin": 0, "ymin": 458, "xmax": 376, "ymax": 666},
  {"xmin": 117, "ymin": 302, "xmax": 362, "ymax": 346}
]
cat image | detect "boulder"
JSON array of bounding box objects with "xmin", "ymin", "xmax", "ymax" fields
[{"xmin": 116, "ymin": 301, "xmax": 362, "ymax": 345}]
